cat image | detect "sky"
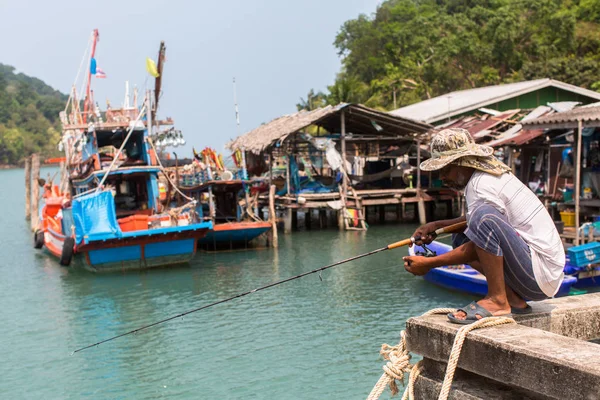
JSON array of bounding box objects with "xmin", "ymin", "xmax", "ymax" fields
[{"xmin": 0, "ymin": 0, "xmax": 380, "ymax": 155}]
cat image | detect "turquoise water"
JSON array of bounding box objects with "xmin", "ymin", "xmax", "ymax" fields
[{"xmin": 0, "ymin": 168, "xmax": 473, "ymax": 399}]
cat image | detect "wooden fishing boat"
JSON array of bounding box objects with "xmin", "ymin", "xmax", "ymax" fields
[
  {"xmin": 407, "ymin": 241, "xmax": 578, "ymax": 297},
  {"xmin": 33, "ymin": 30, "xmax": 212, "ymax": 271},
  {"xmin": 174, "ymin": 148, "xmax": 272, "ymax": 250}
]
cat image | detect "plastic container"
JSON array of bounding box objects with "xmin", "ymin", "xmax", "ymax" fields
[
  {"xmin": 118, "ymin": 215, "xmax": 149, "ymax": 232},
  {"xmin": 177, "ymin": 214, "xmax": 189, "ymax": 226},
  {"xmin": 159, "ymin": 215, "xmax": 171, "ymax": 227},
  {"xmin": 567, "ymin": 242, "xmax": 600, "ymax": 267},
  {"xmin": 560, "ymin": 211, "xmax": 576, "ymax": 227}
]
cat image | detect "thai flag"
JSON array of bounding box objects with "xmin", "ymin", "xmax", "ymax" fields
[{"xmin": 96, "ymin": 68, "xmax": 107, "ymax": 78}]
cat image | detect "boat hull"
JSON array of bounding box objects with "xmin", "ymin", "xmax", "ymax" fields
[
  {"xmin": 409, "ymin": 241, "xmax": 577, "ymax": 298},
  {"xmin": 42, "ymin": 224, "xmax": 210, "ymax": 272},
  {"xmin": 198, "ymin": 221, "xmax": 271, "ymax": 250}
]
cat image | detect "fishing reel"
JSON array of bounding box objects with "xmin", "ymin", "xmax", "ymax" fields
[{"xmin": 414, "ymin": 242, "xmax": 437, "ymax": 258}]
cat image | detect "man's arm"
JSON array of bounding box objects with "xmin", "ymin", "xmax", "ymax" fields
[{"xmin": 412, "ymin": 215, "xmax": 466, "ymax": 246}]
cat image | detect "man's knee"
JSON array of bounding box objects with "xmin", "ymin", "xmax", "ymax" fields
[{"xmin": 452, "ymin": 233, "xmax": 470, "ymax": 249}]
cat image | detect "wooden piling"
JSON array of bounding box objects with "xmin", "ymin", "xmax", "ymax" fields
[
  {"xmin": 31, "ymin": 154, "xmax": 40, "ymax": 231},
  {"xmin": 305, "ymin": 210, "xmax": 312, "ymax": 230},
  {"xmin": 291, "ymin": 209, "xmax": 298, "ymax": 231},
  {"xmin": 284, "ymin": 209, "xmax": 292, "ymax": 234},
  {"xmin": 319, "ymin": 209, "xmax": 327, "ymax": 229},
  {"xmin": 269, "ymin": 185, "xmax": 278, "ymax": 248},
  {"xmin": 25, "ymin": 156, "xmax": 31, "ymax": 220},
  {"xmin": 418, "ymin": 195, "xmax": 427, "ymax": 225}
]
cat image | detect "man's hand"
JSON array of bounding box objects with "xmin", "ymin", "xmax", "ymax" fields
[
  {"xmin": 403, "ymin": 256, "xmax": 433, "ymax": 276},
  {"xmin": 411, "ymin": 222, "xmax": 438, "ymax": 247}
]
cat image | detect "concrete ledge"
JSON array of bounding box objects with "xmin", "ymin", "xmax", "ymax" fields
[
  {"xmin": 405, "ymin": 294, "xmax": 600, "ymax": 399},
  {"xmin": 516, "ymin": 293, "xmax": 600, "ymax": 340},
  {"xmin": 414, "ymin": 359, "xmax": 548, "ymax": 400}
]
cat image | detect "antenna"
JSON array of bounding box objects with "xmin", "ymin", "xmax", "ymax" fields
[
  {"xmin": 233, "ymin": 77, "xmax": 240, "ymax": 136},
  {"xmin": 124, "ymin": 81, "xmax": 130, "ymax": 108}
]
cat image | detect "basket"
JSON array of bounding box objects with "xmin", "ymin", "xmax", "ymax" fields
[
  {"xmin": 567, "ymin": 242, "xmax": 600, "ymax": 267},
  {"xmin": 560, "ymin": 211, "xmax": 576, "ymax": 227},
  {"xmin": 118, "ymin": 215, "xmax": 149, "ymax": 232}
]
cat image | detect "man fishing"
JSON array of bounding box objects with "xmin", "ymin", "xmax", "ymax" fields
[{"xmin": 402, "ymin": 128, "xmax": 565, "ymax": 324}]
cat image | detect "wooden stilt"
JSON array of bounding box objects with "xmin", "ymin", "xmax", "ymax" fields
[
  {"xmin": 284, "ymin": 208, "xmax": 293, "ymax": 234},
  {"xmin": 291, "ymin": 209, "xmax": 298, "ymax": 231},
  {"xmin": 305, "ymin": 210, "xmax": 312, "ymax": 230},
  {"xmin": 319, "ymin": 209, "xmax": 327, "ymax": 229},
  {"xmin": 379, "ymin": 205, "xmax": 385, "ymax": 224},
  {"xmin": 25, "ymin": 156, "xmax": 31, "ymax": 220},
  {"xmin": 269, "ymin": 185, "xmax": 278, "ymax": 248},
  {"xmin": 418, "ymin": 195, "xmax": 427, "ymax": 225},
  {"xmin": 31, "ymin": 154, "xmax": 40, "ymax": 231}
]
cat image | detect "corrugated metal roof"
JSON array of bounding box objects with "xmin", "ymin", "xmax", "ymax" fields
[
  {"xmin": 389, "ymin": 79, "xmax": 600, "ymax": 124},
  {"xmin": 226, "ymin": 103, "xmax": 432, "ymax": 154},
  {"xmin": 522, "ymin": 105, "xmax": 600, "ymax": 127}
]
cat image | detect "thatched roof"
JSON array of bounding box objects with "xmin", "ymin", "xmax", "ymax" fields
[{"xmin": 227, "ymin": 103, "xmax": 432, "ymax": 154}]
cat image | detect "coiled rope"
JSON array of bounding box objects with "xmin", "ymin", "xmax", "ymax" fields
[{"xmin": 367, "ymin": 308, "xmax": 515, "ymax": 400}]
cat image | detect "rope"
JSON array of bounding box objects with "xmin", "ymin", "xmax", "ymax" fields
[
  {"xmin": 437, "ymin": 316, "xmax": 514, "ymax": 400},
  {"xmin": 146, "ymin": 136, "xmax": 195, "ymax": 203},
  {"xmin": 366, "ymin": 308, "xmax": 515, "ymax": 400}
]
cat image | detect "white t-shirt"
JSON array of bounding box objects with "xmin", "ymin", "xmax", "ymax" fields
[{"xmin": 464, "ymin": 171, "xmax": 565, "ymax": 297}]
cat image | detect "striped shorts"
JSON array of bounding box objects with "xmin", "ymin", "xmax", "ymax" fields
[{"xmin": 452, "ymin": 204, "xmax": 547, "ymax": 301}]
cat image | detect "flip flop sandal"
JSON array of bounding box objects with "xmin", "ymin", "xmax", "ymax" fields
[
  {"xmin": 448, "ymin": 301, "xmax": 495, "ymax": 325},
  {"xmin": 510, "ymin": 304, "xmax": 533, "ymax": 315}
]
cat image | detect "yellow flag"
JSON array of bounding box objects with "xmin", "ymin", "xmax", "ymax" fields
[{"xmin": 146, "ymin": 58, "xmax": 160, "ymax": 78}]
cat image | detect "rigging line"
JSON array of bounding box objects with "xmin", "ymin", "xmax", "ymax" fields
[
  {"xmin": 65, "ymin": 33, "xmax": 93, "ymax": 114},
  {"xmin": 72, "ymin": 245, "xmax": 390, "ymax": 354}
]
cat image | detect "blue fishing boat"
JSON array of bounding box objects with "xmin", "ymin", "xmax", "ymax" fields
[
  {"xmin": 34, "ymin": 30, "xmax": 212, "ymax": 271},
  {"xmin": 408, "ymin": 241, "xmax": 579, "ymax": 297}
]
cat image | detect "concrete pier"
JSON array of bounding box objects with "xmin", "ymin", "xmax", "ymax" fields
[{"xmin": 404, "ymin": 294, "xmax": 600, "ymax": 399}]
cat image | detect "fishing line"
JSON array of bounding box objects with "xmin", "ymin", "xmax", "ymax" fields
[{"xmin": 72, "ymin": 221, "xmax": 467, "ymax": 354}]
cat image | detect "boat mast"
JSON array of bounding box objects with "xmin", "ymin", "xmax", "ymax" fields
[
  {"xmin": 153, "ymin": 41, "xmax": 166, "ymax": 121},
  {"xmin": 83, "ymin": 29, "xmax": 99, "ymax": 123}
]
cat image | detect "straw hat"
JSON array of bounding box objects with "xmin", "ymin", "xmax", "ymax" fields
[{"xmin": 420, "ymin": 128, "xmax": 510, "ymax": 176}]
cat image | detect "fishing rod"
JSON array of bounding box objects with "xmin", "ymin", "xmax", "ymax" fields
[{"xmin": 72, "ymin": 221, "xmax": 467, "ymax": 354}]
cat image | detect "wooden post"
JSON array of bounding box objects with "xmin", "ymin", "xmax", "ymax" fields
[
  {"xmin": 415, "ymin": 139, "xmax": 427, "ymax": 224},
  {"xmin": 268, "ymin": 151, "xmax": 273, "ymax": 188},
  {"xmin": 546, "ymin": 145, "xmax": 551, "ymax": 196},
  {"xmin": 291, "ymin": 209, "xmax": 298, "ymax": 231},
  {"xmin": 25, "ymin": 156, "xmax": 31, "ymax": 220},
  {"xmin": 286, "ymin": 155, "xmax": 291, "ymax": 196},
  {"xmin": 59, "ymin": 160, "xmax": 69, "ymax": 195},
  {"xmin": 269, "ymin": 185, "xmax": 278, "ymax": 248},
  {"xmin": 418, "ymin": 197, "xmax": 427, "ymax": 225},
  {"xmin": 379, "ymin": 205, "xmax": 385, "ymax": 224},
  {"xmin": 208, "ymin": 187, "xmax": 215, "ymax": 222},
  {"xmin": 319, "ymin": 209, "xmax": 327, "ymax": 229},
  {"xmin": 305, "ymin": 210, "xmax": 312, "ymax": 230},
  {"xmin": 31, "ymin": 154, "xmax": 40, "ymax": 231},
  {"xmin": 575, "ymin": 120, "xmax": 583, "ymax": 245},
  {"xmin": 340, "ymin": 110, "xmax": 348, "ymax": 204},
  {"xmin": 284, "ymin": 208, "xmax": 292, "ymax": 234},
  {"xmin": 416, "ymin": 139, "xmax": 421, "ymax": 190}
]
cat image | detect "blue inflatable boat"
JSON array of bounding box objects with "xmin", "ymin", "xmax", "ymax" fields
[{"xmin": 408, "ymin": 241, "xmax": 580, "ymax": 297}]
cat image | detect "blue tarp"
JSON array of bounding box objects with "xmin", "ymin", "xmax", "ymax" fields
[{"xmin": 72, "ymin": 191, "xmax": 122, "ymax": 244}]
